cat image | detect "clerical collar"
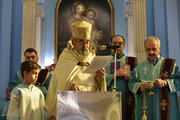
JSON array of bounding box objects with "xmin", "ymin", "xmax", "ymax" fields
[
  {"xmin": 147, "ymin": 56, "xmax": 160, "ymax": 65},
  {"xmin": 112, "ymin": 53, "xmax": 125, "ymax": 59},
  {"xmin": 117, "ymin": 53, "xmax": 125, "ymax": 59}
]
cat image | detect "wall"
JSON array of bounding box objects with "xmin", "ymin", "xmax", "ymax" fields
[
  {"xmin": 146, "ymin": 0, "xmax": 168, "ymax": 58},
  {"xmin": 10, "ymin": 0, "xmax": 23, "ymax": 79},
  {"xmin": 0, "ymin": 0, "xmax": 22, "ymax": 97},
  {"xmin": 146, "ymin": 0, "xmax": 155, "ymax": 36},
  {"xmin": 41, "ymin": 0, "xmax": 57, "ymax": 67},
  {"xmin": 0, "ymin": 0, "xmax": 13, "ymax": 97},
  {"xmin": 146, "ymin": 0, "xmax": 180, "ymax": 66},
  {"xmin": 166, "ymin": 0, "xmax": 180, "ymax": 66},
  {"xmin": 111, "ymin": 0, "xmax": 128, "ymax": 55}
]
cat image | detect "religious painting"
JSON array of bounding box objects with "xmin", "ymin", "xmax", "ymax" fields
[{"xmin": 55, "ymin": 0, "xmax": 114, "ymax": 58}]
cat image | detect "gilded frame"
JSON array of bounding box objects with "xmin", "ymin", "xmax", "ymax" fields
[{"xmin": 55, "ymin": 0, "xmax": 114, "ymax": 58}]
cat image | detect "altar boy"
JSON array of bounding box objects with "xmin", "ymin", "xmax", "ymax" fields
[{"xmin": 7, "ymin": 61, "xmax": 48, "ymax": 120}]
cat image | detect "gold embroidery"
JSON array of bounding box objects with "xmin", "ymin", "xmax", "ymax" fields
[
  {"xmin": 143, "ymin": 66, "xmax": 148, "ymax": 75},
  {"xmin": 162, "ymin": 71, "xmax": 169, "ymax": 79},
  {"xmin": 161, "ymin": 99, "xmax": 168, "ymax": 110},
  {"xmin": 127, "ymin": 96, "xmax": 133, "ymax": 105}
]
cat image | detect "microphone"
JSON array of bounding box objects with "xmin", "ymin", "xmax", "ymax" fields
[{"xmin": 99, "ymin": 45, "xmax": 121, "ymax": 50}]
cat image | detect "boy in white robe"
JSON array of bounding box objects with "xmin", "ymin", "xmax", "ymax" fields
[{"xmin": 7, "ymin": 61, "xmax": 49, "ymax": 120}]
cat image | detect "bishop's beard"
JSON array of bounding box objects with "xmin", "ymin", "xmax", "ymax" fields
[{"xmin": 72, "ymin": 48, "xmax": 90, "ymax": 63}]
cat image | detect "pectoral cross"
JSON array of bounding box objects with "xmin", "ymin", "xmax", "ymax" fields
[
  {"xmin": 143, "ymin": 66, "xmax": 148, "ymax": 75},
  {"xmin": 161, "ymin": 99, "xmax": 168, "ymax": 110}
]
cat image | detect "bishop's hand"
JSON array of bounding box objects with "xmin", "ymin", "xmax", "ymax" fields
[
  {"xmin": 96, "ymin": 68, "xmax": 106, "ymax": 79},
  {"xmin": 71, "ymin": 83, "xmax": 81, "ymax": 91}
]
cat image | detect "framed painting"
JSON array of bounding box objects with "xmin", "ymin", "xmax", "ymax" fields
[{"xmin": 55, "ymin": 0, "xmax": 114, "ymax": 58}]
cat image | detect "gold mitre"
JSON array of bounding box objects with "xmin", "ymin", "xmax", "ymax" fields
[{"xmin": 72, "ymin": 20, "xmax": 92, "ymax": 40}]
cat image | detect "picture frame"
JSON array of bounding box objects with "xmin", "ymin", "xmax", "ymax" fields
[{"xmin": 55, "ymin": 0, "xmax": 114, "ymax": 58}]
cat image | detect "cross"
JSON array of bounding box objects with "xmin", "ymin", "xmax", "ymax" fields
[
  {"xmin": 143, "ymin": 66, "xmax": 148, "ymax": 75},
  {"xmin": 162, "ymin": 71, "xmax": 169, "ymax": 79},
  {"xmin": 160, "ymin": 99, "xmax": 168, "ymax": 110},
  {"xmin": 127, "ymin": 96, "xmax": 133, "ymax": 105}
]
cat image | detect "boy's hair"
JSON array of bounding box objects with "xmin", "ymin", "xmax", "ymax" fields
[
  {"xmin": 20, "ymin": 61, "xmax": 40, "ymax": 78},
  {"xmin": 24, "ymin": 48, "xmax": 37, "ymax": 56}
]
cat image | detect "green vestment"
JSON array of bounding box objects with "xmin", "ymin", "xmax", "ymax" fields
[
  {"xmin": 129, "ymin": 56, "xmax": 180, "ymax": 120},
  {"xmin": 105, "ymin": 55, "xmax": 137, "ymax": 120}
]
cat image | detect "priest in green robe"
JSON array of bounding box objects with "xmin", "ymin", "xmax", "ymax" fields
[
  {"xmin": 105, "ymin": 35, "xmax": 137, "ymax": 120},
  {"xmin": 46, "ymin": 20, "xmax": 107, "ymax": 117},
  {"xmin": 128, "ymin": 36, "xmax": 180, "ymax": 120}
]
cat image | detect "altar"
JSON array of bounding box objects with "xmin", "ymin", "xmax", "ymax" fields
[{"xmin": 57, "ymin": 91, "xmax": 122, "ymax": 120}]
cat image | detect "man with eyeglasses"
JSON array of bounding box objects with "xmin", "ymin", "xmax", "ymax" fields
[
  {"xmin": 46, "ymin": 20, "xmax": 106, "ymax": 117},
  {"xmin": 105, "ymin": 35, "xmax": 138, "ymax": 120},
  {"xmin": 6, "ymin": 48, "xmax": 51, "ymax": 99}
]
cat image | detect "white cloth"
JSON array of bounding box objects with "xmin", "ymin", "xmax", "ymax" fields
[{"xmin": 7, "ymin": 84, "xmax": 48, "ymax": 120}]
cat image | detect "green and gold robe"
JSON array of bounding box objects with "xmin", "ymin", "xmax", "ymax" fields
[
  {"xmin": 129, "ymin": 56, "xmax": 180, "ymax": 120},
  {"xmin": 105, "ymin": 55, "xmax": 137, "ymax": 120}
]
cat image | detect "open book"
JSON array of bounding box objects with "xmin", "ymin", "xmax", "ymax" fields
[{"xmin": 83, "ymin": 56, "xmax": 113, "ymax": 73}]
